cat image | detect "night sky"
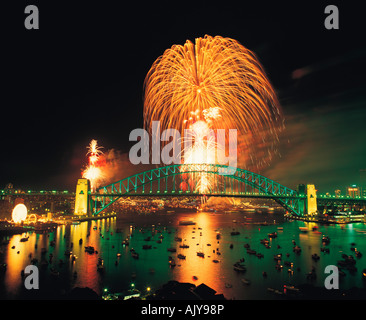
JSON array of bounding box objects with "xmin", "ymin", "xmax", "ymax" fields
[{"xmin": 2, "ymin": 1, "xmax": 365, "ymax": 193}]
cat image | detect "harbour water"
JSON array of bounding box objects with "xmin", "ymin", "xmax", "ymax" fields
[{"xmin": 1, "ymin": 211, "xmax": 366, "ymax": 299}]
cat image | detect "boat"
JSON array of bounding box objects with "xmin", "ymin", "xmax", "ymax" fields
[
  {"xmin": 233, "ymin": 264, "xmax": 246, "ymax": 272},
  {"xmin": 50, "ymin": 267, "xmax": 59, "ymax": 277},
  {"xmin": 179, "ymin": 220, "xmax": 196, "ymax": 226},
  {"xmin": 225, "ymin": 283, "xmax": 233, "ymax": 288},
  {"xmin": 174, "ymin": 236, "xmax": 182, "ymax": 242},
  {"xmin": 284, "ymin": 285, "xmax": 300, "ymax": 293},
  {"xmin": 362, "ymin": 269, "xmax": 366, "ymax": 281},
  {"xmin": 299, "ymin": 227, "xmax": 308, "ymax": 233},
  {"xmin": 212, "ymin": 259, "xmax": 219, "ymax": 263},
  {"xmin": 284, "ymin": 261, "xmax": 293, "ymax": 267},
  {"xmin": 20, "ymin": 236, "xmax": 29, "ymax": 242},
  {"xmin": 169, "ymin": 258, "xmax": 176, "ymax": 267},
  {"xmin": 246, "ymin": 249, "xmax": 256, "ymax": 255},
  {"xmin": 97, "ymin": 258, "xmax": 104, "ymax": 272},
  {"xmin": 268, "ymin": 232, "xmax": 277, "ymax": 238},
  {"xmin": 273, "ymin": 254, "xmax": 282, "ymax": 261},
  {"xmin": 197, "ymin": 251, "xmax": 205, "ymax": 258},
  {"xmin": 312, "ymin": 253, "xmax": 320, "ymax": 261},
  {"xmin": 131, "ymin": 252, "xmax": 139, "ymax": 259},
  {"xmin": 179, "ymin": 244, "xmax": 189, "ymax": 249},
  {"xmin": 320, "ymin": 247, "xmax": 330, "ymax": 253},
  {"xmin": 177, "ymin": 254, "xmax": 186, "ymax": 260},
  {"xmin": 85, "ymin": 246, "xmax": 95, "ymax": 253},
  {"xmin": 241, "ymin": 278, "xmax": 251, "ymax": 285},
  {"xmin": 216, "ymin": 233, "xmax": 221, "ymax": 240},
  {"xmin": 142, "ymin": 244, "xmax": 152, "ymax": 249},
  {"xmin": 293, "ymin": 246, "xmax": 302, "ymax": 254},
  {"xmin": 322, "ymin": 236, "xmax": 330, "ymax": 244},
  {"xmin": 167, "ymin": 247, "xmax": 176, "ymax": 252},
  {"xmin": 306, "ymin": 270, "xmax": 316, "ymax": 280},
  {"xmin": 230, "ymin": 231, "xmax": 240, "ymax": 236}
]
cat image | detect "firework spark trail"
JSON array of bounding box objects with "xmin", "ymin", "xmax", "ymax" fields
[
  {"xmin": 143, "ymin": 35, "xmax": 283, "ymax": 143},
  {"xmin": 143, "ymin": 35, "xmax": 284, "ymax": 193},
  {"xmin": 83, "ymin": 139, "xmax": 104, "ymax": 192},
  {"xmin": 182, "ymin": 120, "xmax": 217, "ymax": 193}
]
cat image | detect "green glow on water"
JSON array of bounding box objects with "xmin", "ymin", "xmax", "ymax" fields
[{"xmin": 1, "ymin": 212, "xmax": 366, "ymax": 299}]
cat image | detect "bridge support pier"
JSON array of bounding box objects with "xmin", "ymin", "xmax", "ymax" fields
[
  {"xmin": 74, "ymin": 178, "xmax": 91, "ymax": 216},
  {"xmin": 306, "ymin": 184, "xmax": 318, "ymax": 215},
  {"xmin": 297, "ymin": 184, "xmax": 318, "ymax": 216}
]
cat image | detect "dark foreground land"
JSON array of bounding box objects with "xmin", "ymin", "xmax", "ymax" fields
[{"xmin": 6, "ymin": 280, "xmax": 366, "ymax": 300}]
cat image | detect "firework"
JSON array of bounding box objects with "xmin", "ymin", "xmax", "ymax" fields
[
  {"xmin": 143, "ymin": 35, "xmax": 284, "ymax": 193},
  {"xmin": 144, "ymin": 35, "xmax": 283, "ymax": 163},
  {"xmin": 83, "ymin": 139, "xmax": 104, "ymax": 191},
  {"xmin": 181, "ymin": 120, "xmax": 217, "ymax": 193}
]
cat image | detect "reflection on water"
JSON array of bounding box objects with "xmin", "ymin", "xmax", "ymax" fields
[{"xmin": 1, "ymin": 212, "xmax": 366, "ymax": 299}]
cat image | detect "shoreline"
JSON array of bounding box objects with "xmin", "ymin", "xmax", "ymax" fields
[
  {"xmin": 285, "ymin": 214, "xmax": 365, "ymax": 225},
  {"xmin": 74, "ymin": 212, "xmax": 117, "ymax": 222}
]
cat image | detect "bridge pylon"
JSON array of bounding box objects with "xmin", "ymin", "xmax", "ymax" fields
[
  {"xmin": 74, "ymin": 178, "xmax": 91, "ymax": 216},
  {"xmin": 297, "ymin": 184, "xmax": 317, "ymax": 215},
  {"xmin": 306, "ymin": 184, "xmax": 318, "ymax": 215}
]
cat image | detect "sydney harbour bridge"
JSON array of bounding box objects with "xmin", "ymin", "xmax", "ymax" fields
[
  {"xmin": 3, "ymin": 164, "xmax": 365, "ymax": 218},
  {"xmin": 76, "ymin": 164, "xmax": 366, "ymax": 217}
]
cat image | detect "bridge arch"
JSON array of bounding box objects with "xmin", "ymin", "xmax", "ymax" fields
[{"xmin": 91, "ymin": 164, "xmax": 301, "ymax": 215}]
